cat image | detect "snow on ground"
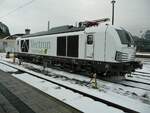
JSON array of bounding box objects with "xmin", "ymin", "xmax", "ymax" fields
[
  {"xmin": 12, "ymin": 73, "xmax": 123, "ymax": 113},
  {"xmin": 22, "ymin": 62, "xmax": 150, "ymax": 104},
  {"xmin": 126, "ymin": 58, "xmax": 150, "ymax": 85},
  {"xmin": 0, "ymin": 63, "xmax": 18, "ymax": 72},
  {"xmin": 126, "ymin": 75, "xmax": 150, "ymax": 84},
  {"xmin": 0, "ymin": 60, "xmax": 150, "ymax": 113},
  {"xmin": 136, "ymin": 58, "xmax": 150, "ymax": 74},
  {"xmin": 0, "ymin": 53, "xmax": 14, "ymax": 62},
  {"xmin": 0, "ymin": 53, "xmax": 150, "ymax": 113}
]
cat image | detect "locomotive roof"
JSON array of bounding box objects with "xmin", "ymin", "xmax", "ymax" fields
[{"xmin": 22, "ymin": 25, "xmax": 85, "ymax": 38}]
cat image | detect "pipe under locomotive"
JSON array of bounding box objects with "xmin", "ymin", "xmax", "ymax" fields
[{"xmin": 14, "ymin": 18, "xmax": 142, "ymax": 77}]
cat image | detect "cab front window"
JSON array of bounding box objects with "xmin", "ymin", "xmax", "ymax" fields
[{"xmin": 116, "ymin": 29, "xmax": 134, "ymax": 45}]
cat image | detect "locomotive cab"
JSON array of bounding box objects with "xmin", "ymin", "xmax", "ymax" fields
[
  {"xmin": 84, "ymin": 24, "xmax": 142, "ymax": 75},
  {"xmin": 114, "ymin": 28, "xmax": 136, "ymax": 62}
]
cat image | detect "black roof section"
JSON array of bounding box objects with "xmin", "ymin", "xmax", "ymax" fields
[{"xmin": 22, "ymin": 25, "xmax": 85, "ymax": 38}]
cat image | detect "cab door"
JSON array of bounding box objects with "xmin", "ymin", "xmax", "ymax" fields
[{"xmin": 86, "ymin": 34, "xmax": 94, "ymax": 59}]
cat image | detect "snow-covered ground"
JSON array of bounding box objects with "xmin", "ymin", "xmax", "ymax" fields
[
  {"xmin": 21, "ymin": 60, "xmax": 150, "ymax": 105},
  {"xmin": 12, "ymin": 73, "xmax": 123, "ymax": 113},
  {"xmin": 0, "ymin": 53, "xmax": 150, "ymax": 113},
  {"xmin": 136, "ymin": 58, "xmax": 150, "ymax": 74}
]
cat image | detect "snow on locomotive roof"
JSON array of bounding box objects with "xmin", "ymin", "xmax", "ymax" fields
[{"xmin": 22, "ymin": 25, "xmax": 85, "ymax": 38}]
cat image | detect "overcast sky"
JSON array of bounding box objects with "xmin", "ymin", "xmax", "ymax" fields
[{"xmin": 0, "ymin": 0, "xmax": 149, "ymax": 36}]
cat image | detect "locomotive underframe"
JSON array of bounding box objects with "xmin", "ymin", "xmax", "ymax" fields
[{"xmin": 15, "ymin": 52, "xmax": 142, "ymax": 76}]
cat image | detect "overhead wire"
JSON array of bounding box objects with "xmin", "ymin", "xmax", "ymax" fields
[{"xmin": 0, "ymin": 0, "xmax": 36, "ymax": 19}]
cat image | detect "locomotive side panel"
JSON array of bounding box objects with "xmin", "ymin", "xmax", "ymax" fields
[
  {"xmin": 29, "ymin": 35, "xmax": 57, "ymax": 56},
  {"xmin": 93, "ymin": 31, "xmax": 105, "ymax": 61},
  {"xmin": 78, "ymin": 34, "xmax": 86, "ymax": 59},
  {"xmin": 27, "ymin": 31, "xmax": 85, "ymax": 59},
  {"xmin": 85, "ymin": 26, "xmax": 119, "ymax": 62},
  {"xmin": 104, "ymin": 27, "xmax": 120, "ymax": 62}
]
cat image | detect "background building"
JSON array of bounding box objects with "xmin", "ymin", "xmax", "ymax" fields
[
  {"xmin": 0, "ymin": 34, "xmax": 24, "ymax": 52},
  {"xmin": 0, "ymin": 22, "xmax": 27, "ymax": 52},
  {"xmin": 133, "ymin": 30, "xmax": 150, "ymax": 52}
]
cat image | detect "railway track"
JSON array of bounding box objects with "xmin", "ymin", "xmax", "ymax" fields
[
  {"xmin": 10, "ymin": 61, "xmax": 150, "ymax": 103},
  {"xmin": 114, "ymin": 79, "xmax": 150, "ymax": 92},
  {"xmin": 118, "ymin": 71, "xmax": 150, "ymax": 91},
  {"xmin": 135, "ymin": 71, "xmax": 150, "ymax": 77},
  {"xmin": 0, "ymin": 61, "xmax": 141, "ymax": 113},
  {"xmin": 16, "ymin": 62, "xmax": 150, "ymax": 93},
  {"xmin": 132, "ymin": 73, "xmax": 150, "ymax": 80},
  {"xmin": 20, "ymin": 62, "xmax": 150, "ymax": 93},
  {"xmin": 125, "ymin": 78, "xmax": 150, "ymax": 85}
]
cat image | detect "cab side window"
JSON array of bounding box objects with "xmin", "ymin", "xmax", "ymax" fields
[{"xmin": 87, "ymin": 35, "xmax": 93, "ymax": 44}]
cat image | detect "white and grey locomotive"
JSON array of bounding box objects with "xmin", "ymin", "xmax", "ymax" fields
[{"xmin": 15, "ymin": 18, "xmax": 142, "ymax": 77}]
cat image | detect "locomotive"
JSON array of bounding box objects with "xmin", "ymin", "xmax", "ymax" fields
[{"xmin": 15, "ymin": 18, "xmax": 142, "ymax": 77}]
